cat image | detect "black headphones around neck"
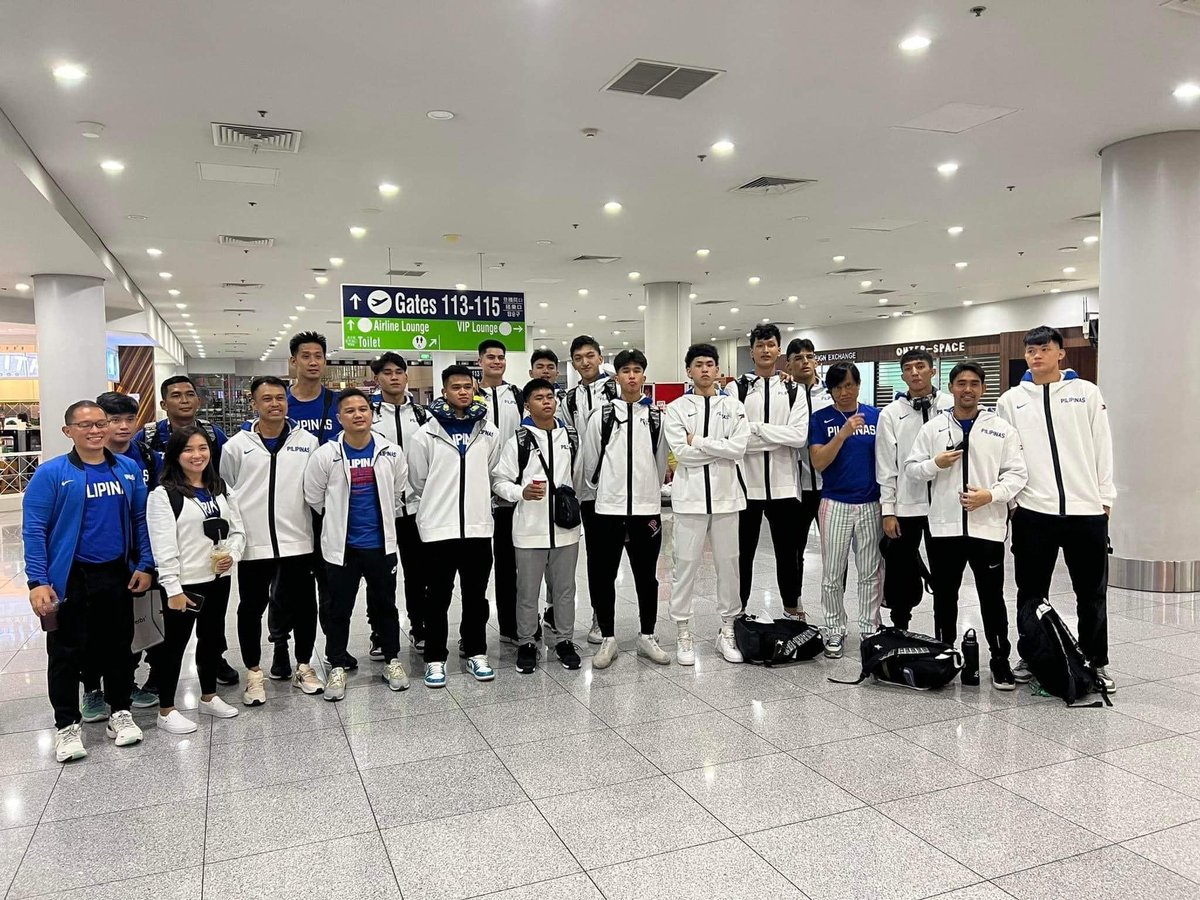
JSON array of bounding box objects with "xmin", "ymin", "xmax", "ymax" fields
[{"xmin": 908, "ymin": 389, "xmax": 937, "ymax": 412}]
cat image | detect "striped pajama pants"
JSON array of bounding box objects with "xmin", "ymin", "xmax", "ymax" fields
[{"xmin": 818, "ymin": 498, "xmax": 884, "ymax": 638}]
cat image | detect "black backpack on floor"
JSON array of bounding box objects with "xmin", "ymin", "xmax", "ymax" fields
[
  {"xmin": 1017, "ymin": 600, "xmax": 1112, "ymax": 707},
  {"xmin": 734, "ymin": 615, "xmax": 824, "ymax": 666},
  {"xmin": 831, "ymin": 627, "xmax": 962, "ymax": 690}
]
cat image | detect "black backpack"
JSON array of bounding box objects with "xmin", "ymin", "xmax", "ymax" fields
[
  {"xmin": 734, "ymin": 615, "xmax": 824, "ymax": 666},
  {"xmin": 1017, "ymin": 600, "xmax": 1112, "ymax": 707},
  {"xmin": 566, "ymin": 377, "xmax": 618, "ymax": 421},
  {"xmin": 515, "ymin": 427, "xmax": 581, "ymax": 529},
  {"xmin": 590, "ymin": 403, "xmax": 663, "ymax": 483},
  {"xmin": 832, "ymin": 627, "xmax": 962, "ymax": 690},
  {"xmin": 735, "ymin": 374, "xmax": 798, "ymax": 408}
]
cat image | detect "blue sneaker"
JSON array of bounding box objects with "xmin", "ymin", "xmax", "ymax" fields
[
  {"xmin": 130, "ymin": 686, "xmax": 159, "ymax": 708},
  {"xmin": 424, "ymin": 662, "xmax": 447, "ymax": 689},
  {"xmin": 80, "ymin": 690, "xmax": 108, "ymax": 723},
  {"xmin": 466, "ymin": 655, "xmax": 495, "ymax": 682}
]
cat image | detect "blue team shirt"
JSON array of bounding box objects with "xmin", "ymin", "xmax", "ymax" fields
[
  {"xmin": 262, "ymin": 435, "xmax": 281, "ymax": 453},
  {"xmin": 119, "ymin": 444, "xmax": 158, "ymax": 490},
  {"xmin": 344, "ymin": 439, "xmax": 383, "ymax": 549},
  {"xmin": 809, "ymin": 404, "xmax": 881, "ymax": 504},
  {"xmin": 76, "ymin": 463, "xmax": 129, "ymax": 563},
  {"xmin": 287, "ymin": 387, "xmax": 343, "ymax": 445},
  {"xmin": 957, "ymin": 417, "xmax": 975, "ymax": 437},
  {"xmin": 442, "ymin": 418, "xmax": 474, "ymax": 456}
]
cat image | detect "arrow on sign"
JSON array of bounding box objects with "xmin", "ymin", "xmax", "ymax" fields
[
  {"xmin": 428, "ymin": 337, "xmax": 440, "ymax": 348},
  {"xmin": 513, "ymin": 324, "xmax": 525, "ymax": 334},
  {"xmin": 348, "ymin": 293, "xmax": 362, "ymax": 311}
]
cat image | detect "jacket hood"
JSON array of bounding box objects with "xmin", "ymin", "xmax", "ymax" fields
[
  {"xmin": 429, "ymin": 397, "xmax": 487, "ymax": 425},
  {"xmin": 1020, "ymin": 367, "xmax": 1078, "ymax": 383}
]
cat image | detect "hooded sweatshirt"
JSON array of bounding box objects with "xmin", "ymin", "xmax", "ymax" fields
[
  {"xmin": 582, "ymin": 396, "xmax": 669, "ymax": 517},
  {"xmin": 492, "ymin": 419, "xmax": 581, "ymax": 549},
  {"xmin": 876, "ymin": 388, "xmax": 955, "ymax": 517},
  {"xmin": 371, "ymin": 393, "xmax": 428, "ymax": 516},
  {"xmin": 664, "ymin": 392, "xmax": 750, "ymax": 515},
  {"xmin": 725, "ymin": 374, "xmax": 809, "ymax": 501},
  {"xmin": 996, "ymin": 369, "xmax": 1114, "ymax": 517}
]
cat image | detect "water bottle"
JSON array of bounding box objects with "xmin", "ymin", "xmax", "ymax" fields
[{"xmin": 961, "ymin": 628, "xmax": 980, "ymax": 686}]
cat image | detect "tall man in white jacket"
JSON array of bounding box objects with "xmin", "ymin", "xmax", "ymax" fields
[
  {"xmin": 906, "ymin": 362, "xmax": 1028, "ymax": 690},
  {"xmin": 997, "ymin": 326, "xmax": 1116, "ymax": 691},
  {"xmin": 370, "ymin": 352, "xmax": 430, "ymax": 651},
  {"xmin": 582, "ymin": 349, "xmax": 670, "ymax": 669},
  {"xmin": 786, "ymin": 338, "xmax": 833, "ymax": 612},
  {"xmin": 876, "ymin": 348, "xmax": 954, "ymax": 630},
  {"xmin": 665, "ymin": 343, "xmax": 750, "ymax": 666},
  {"xmin": 408, "ymin": 365, "xmax": 505, "ymax": 689},
  {"xmin": 221, "ymin": 376, "xmax": 322, "ymax": 703},
  {"xmin": 492, "ymin": 379, "xmax": 582, "ymax": 676},
  {"xmin": 728, "ymin": 324, "xmax": 809, "ymax": 617},
  {"xmin": 303, "ymin": 388, "xmax": 410, "ymax": 702}
]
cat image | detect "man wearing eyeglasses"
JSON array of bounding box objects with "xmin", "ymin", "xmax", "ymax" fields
[{"xmin": 22, "ymin": 401, "xmax": 155, "ymax": 763}]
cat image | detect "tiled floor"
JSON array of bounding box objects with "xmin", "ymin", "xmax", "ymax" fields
[{"xmin": 1, "ymin": 510, "xmax": 1199, "ymax": 899}]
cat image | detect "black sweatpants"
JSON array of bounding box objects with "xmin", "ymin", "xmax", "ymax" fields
[
  {"xmin": 1011, "ymin": 508, "xmax": 1109, "ymax": 667},
  {"xmin": 928, "ymin": 535, "xmax": 1010, "ymax": 658},
  {"xmin": 237, "ymin": 555, "xmax": 317, "ymax": 669},
  {"xmin": 579, "ymin": 500, "xmax": 606, "ymax": 615},
  {"xmin": 589, "ymin": 513, "xmax": 663, "ymax": 636},
  {"xmin": 883, "ymin": 515, "xmax": 936, "ymax": 629},
  {"xmin": 424, "ymin": 538, "xmax": 492, "ymax": 663},
  {"xmin": 796, "ymin": 490, "xmax": 822, "ymax": 603},
  {"xmin": 83, "ymin": 645, "xmax": 159, "ymax": 695},
  {"xmin": 738, "ymin": 497, "xmax": 802, "ymax": 610},
  {"xmin": 396, "ymin": 515, "xmax": 428, "ymax": 640},
  {"xmin": 48, "ymin": 559, "xmax": 135, "ymax": 729},
  {"xmin": 492, "ymin": 506, "xmax": 518, "ymax": 638},
  {"xmin": 323, "ymin": 547, "xmax": 401, "ymax": 667},
  {"xmin": 157, "ymin": 578, "xmax": 232, "ymax": 708},
  {"xmin": 311, "ymin": 514, "xmax": 334, "ymax": 641}
]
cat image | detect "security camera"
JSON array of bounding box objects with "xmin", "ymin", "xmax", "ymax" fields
[{"xmin": 970, "ymin": 6, "xmax": 986, "ymax": 16}]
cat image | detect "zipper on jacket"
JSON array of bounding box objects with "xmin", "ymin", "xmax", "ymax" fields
[
  {"xmin": 702, "ymin": 396, "xmax": 712, "ymax": 515},
  {"xmin": 546, "ymin": 430, "xmax": 556, "ymax": 549},
  {"xmin": 804, "ymin": 385, "xmax": 817, "ymax": 493},
  {"xmin": 458, "ymin": 453, "xmax": 467, "ymax": 539},
  {"xmin": 960, "ymin": 421, "xmax": 970, "ymax": 537},
  {"xmin": 626, "ymin": 402, "xmax": 635, "ymax": 518},
  {"xmin": 490, "ymin": 388, "xmax": 500, "ymax": 427},
  {"xmin": 267, "ymin": 452, "xmax": 280, "ymax": 557},
  {"xmin": 922, "ymin": 403, "xmax": 933, "ymax": 506},
  {"xmin": 762, "ymin": 378, "xmax": 772, "ymax": 501},
  {"xmin": 1042, "ymin": 384, "xmax": 1067, "ymax": 516}
]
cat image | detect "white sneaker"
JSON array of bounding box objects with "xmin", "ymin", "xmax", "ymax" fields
[
  {"xmin": 105, "ymin": 710, "xmax": 144, "ymax": 746},
  {"xmin": 324, "ymin": 667, "xmax": 347, "ymax": 702},
  {"xmin": 198, "ymin": 696, "xmax": 239, "ymax": 719},
  {"xmin": 592, "ymin": 636, "xmax": 619, "ymax": 669},
  {"xmin": 156, "ymin": 710, "xmax": 198, "ymax": 735},
  {"xmin": 54, "ymin": 723, "xmax": 87, "ymax": 762},
  {"xmin": 715, "ymin": 622, "xmax": 744, "ymax": 663},
  {"xmin": 384, "ymin": 658, "xmax": 410, "ymax": 692},
  {"xmin": 243, "ymin": 669, "xmax": 266, "ymax": 706},
  {"xmin": 637, "ymin": 633, "xmax": 671, "ymax": 665},
  {"xmin": 587, "ymin": 613, "xmax": 603, "ymax": 645},
  {"xmin": 292, "ymin": 663, "xmax": 324, "ymax": 695},
  {"xmin": 466, "ymin": 655, "xmax": 496, "ymax": 682},
  {"xmin": 675, "ymin": 621, "xmax": 695, "ymax": 666}
]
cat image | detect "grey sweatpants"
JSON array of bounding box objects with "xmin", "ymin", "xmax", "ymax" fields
[{"xmin": 515, "ymin": 544, "xmax": 580, "ymax": 645}]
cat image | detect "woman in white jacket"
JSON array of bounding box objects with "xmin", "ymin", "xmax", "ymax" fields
[{"xmin": 147, "ymin": 426, "xmax": 246, "ymax": 734}]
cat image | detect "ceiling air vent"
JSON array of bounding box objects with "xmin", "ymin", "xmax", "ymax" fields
[
  {"xmin": 827, "ymin": 267, "xmax": 881, "ymax": 276},
  {"xmin": 1072, "ymin": 211, "xmax": 1101, "ymax": 223},
  {"xmin": 603, "ymin": 60, "xmax": 723, "ymax": 100},
  {"xmin": 218, "ymin": 234, "xmax": 275, "ymax": 248},
  {"xmin": 1162, "ymin": 0, "xmax": 1200, "ymax": 15},
  {"xmin": 211, "ymin": 123, "xmax": 302, "ymax": 153},
  {"xmin": 386, "ymin": 269, "xmax": 428, "ymax": 278},
  {"xmin": 729, "ymin": 176, "xmax": 817, "ymax": 197},
  {"xmin": 221, "ymin": 308, "xmax": 257, "ymax": 313},
  {"xmin": 1034, "ymin": 278, "xmax": 1078, "ymax": 284},
  {"xmin": 219, "ymin": 282, "xmax": 264, "ymax": 290},
  {"xmin": 859, "ymin": 289, "xmax": 895, "ymax": 296},
  {"xmin": 572, "ymin": 255, "xmax": 622, "ymax": 264}
]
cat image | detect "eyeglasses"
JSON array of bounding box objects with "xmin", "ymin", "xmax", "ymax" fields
[{"xmin": 69, "ymin": 420, "xmax": 109, "ymax": 430}]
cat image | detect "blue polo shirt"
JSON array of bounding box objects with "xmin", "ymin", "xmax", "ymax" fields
[
  {"xmin": 344, "ymin": 439, "xmax": 383, "ymax": 549},
  {"xmin": 76, "ymin": 463, "xmax": 128, "ymax": 563},
  {"xmin": 809, "ymin": 404, "xmax": 881, "ymax": 504}
]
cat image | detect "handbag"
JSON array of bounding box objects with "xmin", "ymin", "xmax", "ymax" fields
[{"xmin": 131, "ymin": 586, "xmax": 167, "ymax": 652}]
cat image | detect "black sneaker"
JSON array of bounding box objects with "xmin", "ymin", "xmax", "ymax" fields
[
  {"xmin": 368, "ymin": 633, "xmax": 384, "ymax": 660},
  {"xmin": 268, "ymin": 645, "xmax": 292, "ymax": 681},
  {"xmin": 215, "ymin": 657, "xmax": 240, "ymax": 686},
  {"xmin": 516, "ymin": 642, "xmax": 538, "ymax": 675},
  {"xmin": 543, "ymin": 606, "xmax": 556, "ymax": 632},
  {"xmin": 555, "ymin": 640, "xmax": 581, "ymax": 670},
  {"xmin": 991, "ymin": 658, "xmax": 1017, "ymax": 692},
  {"xmin": 457, "ymin": 639, "xmax": 467, "ymax": 659},
  {"xmin": 410, "ymin": 631, "xmax": 426, "ymax": 653},
  {"xmin": 321, "ymin": 653, "xmax": 358, "ymax": 672}
]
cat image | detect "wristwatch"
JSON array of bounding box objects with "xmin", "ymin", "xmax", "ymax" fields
[{"xmin": 26, "ymin": 580, "xmax": 43, "ymax": 590}]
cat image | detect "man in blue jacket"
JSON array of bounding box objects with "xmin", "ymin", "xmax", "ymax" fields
[{"xmin": 23, "ymin": 400, "xmax": 155, "ymax": 762}]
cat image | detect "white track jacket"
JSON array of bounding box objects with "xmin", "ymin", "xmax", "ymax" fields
[
  {"xmin": 582, "ymin": 398, "xmax": 668, "ymax": 517},
  {"xmin": 797, "ymin": 381, "xmax": 833, "ymax": 494},
  {"xmin": 876, "ymin": 390, "xmax": 955, "ymax": 517},
  {"xmin": 147, "ymin": 486, "xmax": 246, "ymax": 596},
  {"xmin": 371, "ymin": 396, "xmax": 427, "ymax": 516},
  {"xmin": 725, "ymin": 374, "xmax": 808, "ymax": 501},
  {"xmin": 407, "ymin": 412, "xmax": 504, "ymax": 543},
  {"xmin": 665, "ymin": 392, "xmax": 750, "ymax": 515},
  {"xmin": 492, "ymin": 424, "xmax": 581, "ymax": 549}
]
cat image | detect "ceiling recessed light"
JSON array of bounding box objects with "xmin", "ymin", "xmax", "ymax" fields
[
  {"xmin": 891, "ymin": 311, "xmax": 903, "ymax": 318},
  {"xmin": 748, "ymin": 276, "xmax": 760, "ymax": 285},
  {"xmin": 535, "ymin": 239, "xmax": 554, "ymax": 247},
  {"xmin": 937, "ymin": 161, "xmax": 959, "ymax": 176},
  {"xmin": 688, "ymin": 292, "xmax": 697, "ymax": 300},
  {"xmin": 877, "ymin": 314, "xmax": 890, "ymax": 320},
  {"xmin": 637, "ymin": 304, "xmax": 646, "ymax": 311},
  {"xmin": 427, "ymin": 110, "xmax": 455, "ymax": 120},
  {"xmin": 710, "ymin": 140, "xmax": 735, "ymax": 155},
  {"xmin": 166, "ymin": 289, "xmax": 180, "ymax": 297},
  {"xmin": 947, "ymin": 225, "xmax": 964, "ymax": 236},
  {"xmin": 962, "ymin": 300, "xmax": 974, "ymax": 306},
  {"xmin": 288, "ymin": 315, "xmax": 298, "ymax": 321},
  {"xmin": 329, "ymin": 257, "xmax": 344, "ymax": 267},
  {"xmin": 53, "ymin": 63, "xmax": 87, "ymax": 82},
  {"xmin": 180, "ymin": 313, "xmax": 190, "ymax": 319},
  {"xmin": 622, "ymin": 341, "xmax": 630, "ymax": 346},
  {"xmin": 1083, "ymin": 235, "xmax": 1099, "ymax": 245},
  {"xmin": 1062, "ymin": 267, "xmax": 1077, "ymax": 274},
  {"xmin": 730, "ymin": 307, "xmax": 740, "ymax": 314},
  {"xmin": 561, "ymin": 340, "xmax": 568, "ymax": 345},
  {"xmin": 955, "ymin": 261, "xmax": 969, "ymax": 269},
  {"xmin": 295, "ymin": 305, "xmax": 306, "ymax": 312},
  {"xmin": 860, "ymin": 280, "xmax": 872, "ymax": 288},
  {"xmin": 832, "ymin": 255, "xmax": 845, "ymax": 263},
  {"xmin": 612, "ymin": 330, "xmax": 621, "ymax": 336},
  {"xmin": 174, "ymin": 303, "xmax": 186, "ymax": 309},
  {"xmin": 696, "ymin": 248, "xmax": 710, "ymax": 258},
  {"xmin": 718, "ymin": 325, "xmax": 727, "ymax": 331},
  {"xmin": 146, "ymin": 248, "xmax": 162, "ymax": 257},
  {"xmin": 1173, "ymin": 82, "xmax": 1200, "ymax": 100},
  {"xmin": 578, "ymin": 289, "xmax": 589, "ymax": 296},
  {"xmin": 377, "ymin": 182, "xmax": 400, "ymax": 197},
  {"xmin": 566, "ymin": 322, "xmax": 574, "ymax": 328},
  {"xmin": 787, "ymin": 327, "xmax": 795, "ymax": 333},
  {"xmin": 15, "ymin": 283, "xmax": 30, "ymax": 292},
  {"xmin": 349, "ymin": 226, "xmax": 367, "ymax": 238},
  {"xmin": 455, "ymin": 283, "xmax": 467, "ymax": 291},
  {"xmin": 598, "ymin": 314, "xmax": 607, "ymax": 320},
  {"xmin": 627, "ymin": 271, "xmax": 640, "ymax": 280},
  {"xmin": 604, "ymin": 201, "xmax": 622, "ymax": 214},
  {"xmin": 538, "ymin": 328, "xmax": 546, "ymax": 335},
  {"xmin": 899, "ymin": 34, "xmax": 932, "ymax": 52},
  {"xmin": 304, "ymin": 293, "xmax": 315, "ymax": 300},
  {"xmin": 878, "ymin": 297, "xmax": 889, "ymax": 305},
  {"xmin": 1050, "ymin": 288, "xmax": 1062, "ymax": 294},
  {"xmin": 760, "ymin": 317, "xmax": 770, "ymax": 323},
  {"xmin": 100, "ymin": 159, "xmax": 125, "ymax": 173},
  {"xmin": 787, "ymin": 295, "xmax": 798, "ymax": 302},
  {"xmin": 158, "ymin": 272, "xmax": 172, "ymax": 280},
  {"xmin": 315, "ymin": 275, "xmax": 329, "ymax": 285},
  {"xmin": 125, "ymin": 214, "xmax": 147, "ymax": 220},
  {"xmin": 538, "ymin": 301, "xmax": 549, "ymax": 308}
]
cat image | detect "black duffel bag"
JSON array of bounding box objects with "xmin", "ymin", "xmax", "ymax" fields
[{"xmin": 734, "ymin": 615, "xmax": 824, "ymax": 666}]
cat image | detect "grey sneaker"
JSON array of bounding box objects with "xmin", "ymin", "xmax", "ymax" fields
[
  {"xmin": 636, "ymin": 634, "xmax": 670, "ymax": 665},
  {"xmin": 1012, "ymin": 658, "xmax": 1033, "ymax": 684},
  {"xmin": 1094, "ymin": 666, "xmax": 1116, "ymax": 694},
  {"xmin": 54, "ymin": 723, "xmax": 87, "ymax": 762},
  {"xmin": 587, "ymin": 613, "xmax": 603, "ymax": 645},
  {"xmin": 324, "ymin": 667, "xmax": 347, "ymax": 702},
  {"xmin": 80, "ymin": 690, "xmax": 108, "ymax": 723},
  {"xmin": 130, "ymin": 686, "xmax": 158, "ymax": 709},
  {"xmin": 384, "ymin": 658, "xmax": 410, "ymax": 692},
  {"xmin": 592, "ymin": 637, "xmax": 619, "ymax": 669},
  {"xmin": 824, "ymin": 635, "xmax": 845, "ymax": 659}
]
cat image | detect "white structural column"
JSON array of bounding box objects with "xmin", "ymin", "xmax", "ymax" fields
[
  {"xmin": 33, "ymin": 274, "xmax": 109, "ymax": 458},
  {"xmin": 713, "ymin": 339, "xmax": 740, "ymax": 379},
  {"xmin": 643, "ymin": 281, "xmax": 692, "ymax": 383},
  {"xmin": 1100, "ymin": 130, "xmax": 1200, "ymax": 591}
]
